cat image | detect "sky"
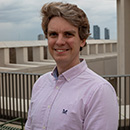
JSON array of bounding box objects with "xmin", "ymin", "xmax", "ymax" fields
[{"xmin": 0, "ymin": 0, "xmax": 117, "ymax": 41}]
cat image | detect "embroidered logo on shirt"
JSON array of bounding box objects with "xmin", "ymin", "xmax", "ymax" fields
[{"xmin": 62, "ymin": 109, "xmax": 68, "ymax": 114}]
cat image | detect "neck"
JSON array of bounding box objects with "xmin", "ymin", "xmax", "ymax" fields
[{"xmin": 56, "ymin": 60, "xmax": 80, "ymax": 75}]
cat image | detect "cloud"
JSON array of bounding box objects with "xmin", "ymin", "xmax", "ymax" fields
[
  {"xmin": 0, "ymin": 0, "xmax": 39, "ymax": 24},
  {"xmin": 0, "ymin": 0, "xmax": 117, "ymax": 41},
  {"xmin": 0, "ymin": 0, "xmax": 44, "ymax": 41}
]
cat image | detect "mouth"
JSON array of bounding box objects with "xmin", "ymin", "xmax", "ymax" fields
[{"xmin": 54, "ymin": 49, "xmax": 69, "ymax": 52}]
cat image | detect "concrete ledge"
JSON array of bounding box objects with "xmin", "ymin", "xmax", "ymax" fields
[
  {"xmin": 0, "ymin": 40, "xmax": 48, "ymax": 48},
  {"xmin": 80, "ymin": 52, "xmax": 117, "ymax": 61},
  {"xmin": 80, "ymin": 53, "xmax": 117, "ymax": 75}
]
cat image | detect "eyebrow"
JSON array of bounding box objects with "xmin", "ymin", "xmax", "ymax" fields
[
  {"xmin": 47, "ymin": 30, "xmax": 55, "ymax": 34},
  {"xmin": 48, "ymin": 30, "xmax": 76, "ymax": 34},
  {"xmin": 64, "ymin": 30, "xmax": 76, "ymax": 34}
]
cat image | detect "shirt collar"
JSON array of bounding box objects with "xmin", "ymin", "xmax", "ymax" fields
[
  {"xmin": 52, "ymin": 59, "xmax": 88, "ymax": 81},
  {"xmin": 52, "ymin": 66, "xmax": 59, "ymax": 80}
]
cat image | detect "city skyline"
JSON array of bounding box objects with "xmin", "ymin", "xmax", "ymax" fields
[{"xmin": 92, "ymin": 25, "xmax": 110, "ymax": 40}]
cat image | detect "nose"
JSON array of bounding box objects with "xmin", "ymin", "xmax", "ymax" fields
[{"xmin": 56, "ymin": 34, "xmax": 65, "ymax": 45}]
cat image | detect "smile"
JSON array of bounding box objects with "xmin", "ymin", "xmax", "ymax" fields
[{"xmin": 54, "ymin": 49, "xmax": 69, "ymax": 52}]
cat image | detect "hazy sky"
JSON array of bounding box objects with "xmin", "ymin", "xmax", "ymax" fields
[{"xmin": 0, "ymin": 0, "xmax": 117, "ymax": 41}]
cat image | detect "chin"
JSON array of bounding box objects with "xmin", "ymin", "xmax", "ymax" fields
[{"xmin": 55, "ymin": 58, "xmax": 68, "ymax": 63}]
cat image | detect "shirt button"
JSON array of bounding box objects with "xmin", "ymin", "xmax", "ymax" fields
[
  {"xmin": 43, "ymin": 126, "xmax": 46, "ymax": 129},
  {"xmin": 56, "ymin": 86, "xmax": 59, "ymax": 89},
  {"xmin": 48, "ymin": 105, "xmax": 50, "ymax": 108}
]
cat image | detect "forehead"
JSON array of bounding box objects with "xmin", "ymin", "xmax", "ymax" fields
[{"xmin": 48, "ymin": 17, "xmax": 78, "ymax": 32}]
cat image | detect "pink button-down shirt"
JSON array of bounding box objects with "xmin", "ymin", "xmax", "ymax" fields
[{"xmin": 25, "ymin": 60, "xmax": 118, "ymax": 130}]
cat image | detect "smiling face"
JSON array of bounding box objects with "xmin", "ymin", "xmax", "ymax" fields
[{"xmin": 47, "ymin": 17, "xmax": 86, "ymax": 74}]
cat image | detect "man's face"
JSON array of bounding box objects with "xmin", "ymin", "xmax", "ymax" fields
[{"xmin": 47, "ymin": 17, "xmax": 86, "ymax": 70}]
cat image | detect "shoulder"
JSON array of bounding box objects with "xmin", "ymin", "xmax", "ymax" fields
[
  {"xmin": 80, "ymin": 67, "xmax": 109, "ymax": 85},
  {"xmin": 84, "ymin": 68, "xmax": 117, "ymax": 102},
  {"xmin": 31, "ymin": 72, "xmax": 52, "ymax": 96},
  {"xmin": 35, "ymin": 72, "xmax": 52, "ymax": 84},
  {"xmin": 80, "ymin": 67, "xmax": 116, "ymax": 96}
]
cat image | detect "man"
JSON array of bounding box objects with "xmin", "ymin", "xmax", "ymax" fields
[{"xmin": 25, "ymin": 2, "xmax": 118, "ymax": 130}]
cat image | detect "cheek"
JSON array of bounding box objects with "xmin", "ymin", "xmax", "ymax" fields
[
  {"xmin": 67, "ymin": 38, "xmax": 81, "ymax": 47},
  {"xmin": 69, "ymin": 41, "xmax": 81, "ymax": 48},
  {"xmin": 48, "ymin": 39, "xmax": 55, "ymax": 47},
  {"xmin": 66, "ymin": 39, "xmax": 75, "ymax": 47}
]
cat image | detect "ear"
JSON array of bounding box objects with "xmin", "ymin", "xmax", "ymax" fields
[{"xmin": 80, "ymin": 39, "xmax": 86, "ymax": 47}]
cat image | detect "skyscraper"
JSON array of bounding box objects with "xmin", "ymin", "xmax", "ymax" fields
[
  {"xmin": 93, "ymin": 25, "xmax": 100, "ymax": 39},
  {"xmin": 104, "ymin": 28, "xmax": 110, "ymax": 39},
  {"xmin": 38, "ymin": 34, "xmax": 45, "ymax": 40}
]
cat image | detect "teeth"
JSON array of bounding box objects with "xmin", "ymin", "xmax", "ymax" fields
[
  {"xmin": 55, "ymin": 49, "xmax": 69, "ymax": 52},
  {"xmin": 57, "ymin": 50, "xmax": 65, "ymax": 52}
]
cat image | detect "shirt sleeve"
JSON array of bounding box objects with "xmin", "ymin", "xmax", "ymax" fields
[
  {"xmin": 24, "ymin": 74, "xmax": 48, "ymax": 130},
  {"xmin": 24, "ymin": 80, "xmax": 38, "ymax": 130},
  {"xmin": 84, "ymin": 83, "xmax": 119, "ymax": 130}
]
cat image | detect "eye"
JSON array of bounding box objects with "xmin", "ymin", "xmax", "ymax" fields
[
  {"xmin": 48, "ymin": 32, "xmax": 57, "ymax": 37},
  {"xmin": 64, "ymin": 31, "xmax": 75, "ymax": 38},
  {"xmin": 64, "ymin": 32, "xmax": 74, "ymax": 38}
]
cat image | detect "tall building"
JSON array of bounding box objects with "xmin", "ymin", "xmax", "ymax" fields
[
  {"xmin": 104, "ymin": 28, "xmax": 110, "ymax": 39},
  {"xmin": 93, "ymin": 25, "xmax": 100, "ymax": 39},
  {"xmin": 38, "ymin": 34, "xmax": 45, "ymax": 40}
]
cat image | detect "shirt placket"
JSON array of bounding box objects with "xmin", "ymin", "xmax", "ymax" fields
[{"xmin": 42, "ymin": 76, "xmax": 65, "ymax": 130}]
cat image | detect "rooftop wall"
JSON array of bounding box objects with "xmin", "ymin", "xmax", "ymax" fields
[{"xmin": 0, "ymin": 40, "xmax": 117, "ymax": 75}]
